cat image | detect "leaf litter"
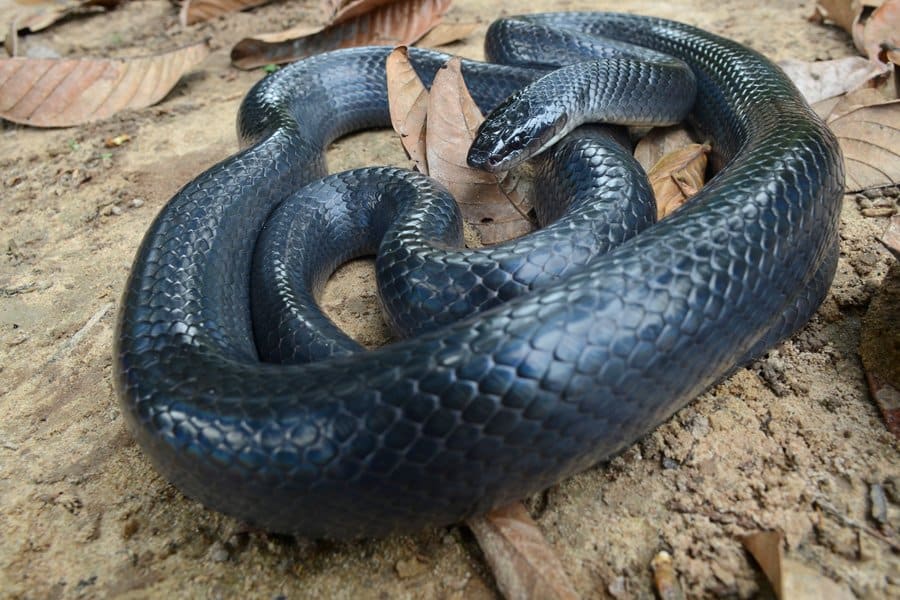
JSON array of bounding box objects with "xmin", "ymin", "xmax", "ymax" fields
[
  {"xmin": 0, "ymin": 42, "xmax": 209, "ymax": 127},
  {"xmin": 231, "ymin": 0, "xmax": 452, "ymax": 69}
]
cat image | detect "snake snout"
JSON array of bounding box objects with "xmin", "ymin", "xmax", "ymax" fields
[{"xmin": 468, "ymin": 104, "xmax": 569, "ymax": 173}]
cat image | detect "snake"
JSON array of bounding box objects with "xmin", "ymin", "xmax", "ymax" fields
[{"xmin": 114, "ymin": 12, "xmax": 843, "ymax": 538}]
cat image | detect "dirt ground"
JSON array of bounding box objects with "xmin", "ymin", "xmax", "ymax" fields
[{"xmin": 0, "ymin": 0, "xmax": 898, "ymax": 597}]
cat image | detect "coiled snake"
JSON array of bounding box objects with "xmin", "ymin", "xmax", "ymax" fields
[{"xmin": 114, "ymin": 12, "xmax": 843, "ymax": 538}]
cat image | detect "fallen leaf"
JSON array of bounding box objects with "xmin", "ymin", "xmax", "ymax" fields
[
  {"xmin": 467, "ymin": 503, "xmax": 579, "ymax": 600},
  {"xmin": 779, "ymin": 56, "xmax": 888, "ymax": 103},
  {"xmin": 743, "ymin": 530, "xmax": 855, "ymax": 599},
  {"xmin": 423, "ymin": 57, "xmax": 532, "ymax": 244},
  {"xmin": 650, "ymin": 551, "xmax": 685, "ymax": 600},
  {"xmin": 10, "ymin": 0, "xmax": 123, "ymax": 35},
  {"xmin": 231, "ymin": 0, "xmax": 451, "ymax": 69},
  {"xmin": 860, "ymin": 256, "xmax": 900, "ymax": 438},
  {"xmin": 179, "ymin": 0, "xmax": 273, "ymax": 26},
  {"xmin": 415, "ymin": 21, "xmax": 477, "ymax": 47},
  {"xmin": 327, "ymin": 0, "xmax": 400, "ymax": 25},
  {"xmin": 386, "ymin": 46, "xmax": 429, "ymax": 172},
  {"xmin": 815, "ymin": 0, "xmax": 900, "ymax": 64},
  {"xmin": 853, "ymin": 0, "xmax": 900, "ymax": 65},
  {"xmin": 0, "ymin": 42, "xmax": 209, "ymax": 127},
  {"xmin": 813, "ymin": 88, "xmax": 900, "ymax": 192},
  {"xmin": 647, "ymin": 143, "xmax": 710, "ymax": 219},
  {"xmin": 633, "ymin": 125, "xmax": 696, "ymax": 173}
]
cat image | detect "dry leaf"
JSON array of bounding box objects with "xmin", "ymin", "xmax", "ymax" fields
[
  {"xmin": 467, "ymin": 503, "xmax": 578, "ymax": 600},
  {"xmin": 9, "ymin": 0, "xmax": 123, "ymax": 35},
  {"xmin": 815, "ymin": 0, "xmax": 900, "ymax": 64},
  {"xmin": 180, "ymin": 0, "xmax": 273, "ymax": 26},
  {"xmin": 813, "ymin": 88, "xmax": 900, "ymax": 192},
  {"xmin": 423, "ymin": 57, "xmax": 532, "ymax": 244},
  {"xmin": 386, "ymin": 47, "xmax": 429, "ymax": 173},
  {"xmin": 327, "ymin": 0, "xmax": 400, "ymax": 25},
  {"xmin": 415, "ymin": 21, "xmax": 477, "ymax": 47},
  {"xmin": 650, "ymin": 551, "xmax": 685, "ymax": 600},
  {"xmin": 231, "ymin": 0, "xmax": 451, "ymax": 70},
  {"xmin": 647, "ymin": 143, "xmax": 710, "ymax": 219},
  {"xmin": 853, "ymin": 0, "xmax": 900, "ymax": 65},
  {"xmin": 634, "ymin": 125, "xmax": 696, "ymax": 173},
  {"xmin": 779, "ymin": 56, "xmax": 888, "ymax": 103},
  {"xmin": 0, "ymin": 42, "xmax": 209, "ymax": 127},
  {"xmin": 743, "ymin": 531, "xmax": 855, "ymax": 599}
]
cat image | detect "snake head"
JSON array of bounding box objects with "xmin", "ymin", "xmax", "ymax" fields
[{"xmin": 467, "ymin": 91, "xmax": 569, "ymax": 173}]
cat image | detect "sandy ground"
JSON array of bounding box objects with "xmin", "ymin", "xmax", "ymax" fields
[{"xmin": 1, "ymin": 0, "xmax": 898, "ymax": 597}]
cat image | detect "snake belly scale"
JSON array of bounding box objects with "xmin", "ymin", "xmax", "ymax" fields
[{"xmin": 114, "ymin": 13, "xmax": 843, "ymax": 538}]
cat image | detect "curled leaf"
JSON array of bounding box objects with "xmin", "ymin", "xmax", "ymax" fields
[
  {"xmin": 814, "ymin": 88, "xmax": 900, "ymax": 192},
  {"xmin": 0, "ymin": 42, "xmax": 209, "ymax": 127},
  {"xmin": 180, "ymin": 0, "xmax": 273, "ymax": 26},
  {"xmin": 423, "ymin": 57, "xmax": 532, "ymax": 244},
  {"xmin": 647, "ymin": 143, "xmax": 710, "ymax": 219},
  {"xmin": 386, "ymin": 47, "xmax": 429, "ymax": 172},
  {"xmin": 815, "ymin": 0, "xmax": 900, "ymax": 65},
  {"xmin": 231, "ymin": 0, "xmax": 451, "ymax": 69},
  {"xmin": 467, "ymin": 503, "xmax": 579, "ymax": 600},
  {"xmin": 779, "ymin": 56, "xmax": 888, "ymax": 103}
]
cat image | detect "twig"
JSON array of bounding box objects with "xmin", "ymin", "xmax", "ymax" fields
[
  {"xmin": 48, "ymin": 302, "xmax": 114, "ymax": 363},
  {"xmin": 813, "ymin": 496, "xmax": 900, "ymax": 551}
]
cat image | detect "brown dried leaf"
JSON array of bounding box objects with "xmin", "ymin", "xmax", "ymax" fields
[
  {"xmin": 633, "ymin": 125, "xmax": 696, "ymax": 173},
  {"xmin": 467, "ymin": 503, "xmax": 579, "ymax": 600},
  {"xmin": 10, "ymin": 0, "xmax": 123, "ymax": 34},
  {"xmin": 0, "ymin": 42, "xmax": 209, "ymax": 127},
  {"xmin": 853, "ymin": 0, "xmax": 900, "ymax": 65},
  {"xmin": 386, "ymin": 46, "xmax": 429, "ymax": 173},
  {"xmin": 647, "ymin": 143, "xmax": 710, "ymax": 219},
  {"xmin": 779, "ymin": 56, "xmax": 888, "ymax": 103},
  {"xmin": 424, "ymin": 57, "xmax": 532, "ymax": 245},
  {"xmin": 415, "ymin": 21, "xmax": 477, "ymax": 47},
  {"xmin": 813, "ymin": 88, "xmax": 900, "ymax": 192},
  {"xmin": 815, "ymin": 0, "xmax": 900, "ymax": 64},
  {"xmin": 814, "ymin": 0, "xmax": 860, "ymax": 32},
  {"xmin": 179, "ymin": 0, "xmax": 273, "ymax": 27},
  {"xmin": 743, "ymin": 530, "xmax": 855, "ymax": 599},
  {"xmin": 231, "ymin": 0, "xmax": 451, "ymax": 70},
  {"xmin": 326, "ymin": 0, "xmax": 399, "ymax": 25}
]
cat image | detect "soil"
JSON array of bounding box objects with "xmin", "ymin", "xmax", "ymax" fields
[{"xmin": 1, "ymin": 0, "xmax": 898, "ymax": 598}]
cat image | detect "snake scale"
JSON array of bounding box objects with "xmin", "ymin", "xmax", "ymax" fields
[{"xmin": 114, "ymin": 12, "xmax": 843, "ymax": 538}]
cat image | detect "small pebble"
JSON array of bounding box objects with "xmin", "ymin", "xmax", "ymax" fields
[
  {"xmin": 110, "ymin": 205, "xmax": 123, "ymax": 216},
  {"xmin": 130, "ymin": 198, "xmax": 144, "ymax": 208},
  {"xmin": 869, "ymin": 483, "xmax": 888, "ymax": 526},
  {"xmin": 856, "ymin": 195, "xmax": 874, "ymax": 209},
  {"xmin": 863, "ymin": 187, "xmax": 883, "ymax": 199},
  {"xmin": 208, "ymin": 541, "xmax": 229, "ymax": 563}
]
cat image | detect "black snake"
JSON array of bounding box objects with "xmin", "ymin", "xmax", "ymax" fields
[{"xmin": 114, "ymin": 12, "xmax": 843, "ymax": 538}]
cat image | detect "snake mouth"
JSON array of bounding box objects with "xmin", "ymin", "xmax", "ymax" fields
[{"xmin": 468, "ymin": 112, "xmax": 569, "ymax": 173}]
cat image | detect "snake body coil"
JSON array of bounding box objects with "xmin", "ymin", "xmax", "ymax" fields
[{"xmin": 115, "ymin": 13, "xmax": 843, "ymax": 538}]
